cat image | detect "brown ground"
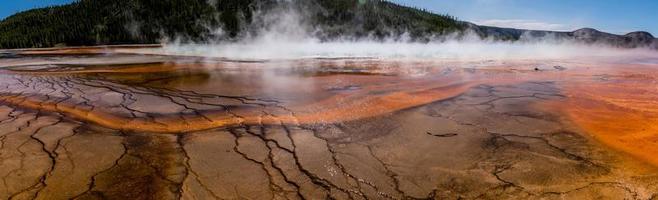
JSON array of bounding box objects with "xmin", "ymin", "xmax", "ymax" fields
[{"xmin": 0, "ymin": 46, "xmax": 657, "ymax": 199}]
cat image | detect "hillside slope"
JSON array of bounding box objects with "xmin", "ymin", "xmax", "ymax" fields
[
  {"xmin": 0, "ymin": 0, "xmax": 656, "ymax": 49},
  {"xmin": 0, "ymin": 0, "xmax": 463, "ymax": 49}
]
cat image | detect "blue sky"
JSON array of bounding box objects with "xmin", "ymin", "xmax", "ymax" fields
[
  {"xmin": 1, "ymin": 0, "xmax": 656, "ymax": 35},
  {"xmin": 391, "ymin": 0, "xmax": 658, "ymax": 35},
  {"xmin": 0, "ymin": 0, "xmax": 72, "ymax": 18}
]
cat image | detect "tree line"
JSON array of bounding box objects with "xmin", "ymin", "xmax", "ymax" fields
[{"xmin": 0, "ymin": 0, "xmax": 464, "ymax": 49}]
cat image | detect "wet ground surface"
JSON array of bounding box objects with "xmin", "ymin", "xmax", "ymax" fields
[{"xmin": 0, "ymin": 46, "xmax": 658, "ymax": 199}]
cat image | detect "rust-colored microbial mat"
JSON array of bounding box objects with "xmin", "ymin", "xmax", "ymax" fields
[
  {"xmin": 555, "ymin": 65, "xmax": 658, "ymax": 167},
  {"xmin": 1, "ymin": 46, "xmax": 658, "ymax": 199}
]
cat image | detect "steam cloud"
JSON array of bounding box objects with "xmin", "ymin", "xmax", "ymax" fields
[{"xmin": 153, "ymin": 1, "xmax": 657, "ymax": 62}]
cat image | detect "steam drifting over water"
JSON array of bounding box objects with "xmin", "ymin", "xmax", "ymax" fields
[
  {"xmin": 160, "ymin": 40, "xmax": 657, "ymax": 61},
  {"xmin": 150, "ymin": 1, "xmax": 657, "ymax": 62}
]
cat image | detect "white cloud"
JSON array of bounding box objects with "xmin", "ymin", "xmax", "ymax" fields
[{"xmin": 474, "ymin": 19, "xmax": 577, "ymax": 31}]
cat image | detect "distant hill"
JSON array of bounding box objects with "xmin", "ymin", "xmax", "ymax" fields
[
  {"xmin": 469, "ymin": 24, "xmax": 658, "ymax": 49},
  {"xmin": 0, "ymin": 0, "xmax": 656, "ymax": 50}
]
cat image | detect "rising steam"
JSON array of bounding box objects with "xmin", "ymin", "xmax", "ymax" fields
[{"xmin": 151, "ymin": 1, "xmax": 657, "ymax": 62}]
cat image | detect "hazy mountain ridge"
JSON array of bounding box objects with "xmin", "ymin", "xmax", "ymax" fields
[
  {"xmin": 0, "ymin": 0, "xmax": 655, "ymax": 50},
  {"xmin": 470, "ymin": 24, "xmax": 658, "ymax": 49}
]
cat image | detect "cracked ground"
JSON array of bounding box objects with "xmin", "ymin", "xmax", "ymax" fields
[{"xmin": 0, "ymin": 48, "xmax": 658, "ymax": 199}]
